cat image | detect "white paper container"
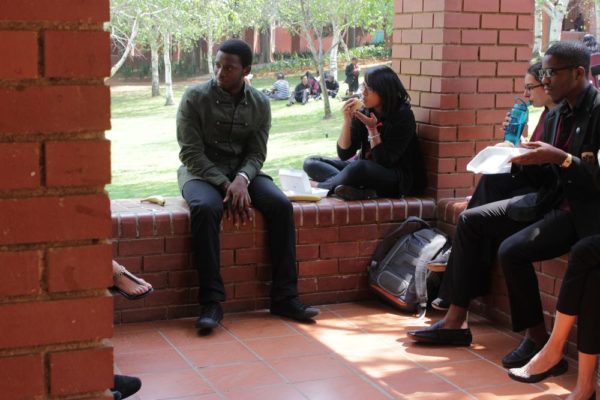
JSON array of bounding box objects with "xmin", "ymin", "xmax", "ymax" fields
[
  {"xmin": 467, "ymin": 146, "xmax": 530, "ymax": 175},
  {"xmin": 279, "ymin": 169, "xmax": 328, "ymax": 198}
]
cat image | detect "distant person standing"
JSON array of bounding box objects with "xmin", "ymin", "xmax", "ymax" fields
[
  {"xmin": 574, "ymin": 12, "xmax": 584, "ymax": 32},
  {"xmin": 345, "ymin": 57, "xmax": 360, "ymax": 96}
]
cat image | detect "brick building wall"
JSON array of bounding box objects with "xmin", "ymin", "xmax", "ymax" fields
[
  {"xmin": 392, "ymin": 0, "xmax": 534, "ymax": 199},
  {"xmin": 0, "ymin": 1, "xmax": 113, "ymax": 399}
]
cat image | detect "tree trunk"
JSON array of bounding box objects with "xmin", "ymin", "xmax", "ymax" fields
[
  {"xmin": 329, "ymin": 23, "xmax": 341, "ymax": 81},
  {"xmin": 596, "ymin": 2, "xmax": 600, "ymax": 40},
  {"xmin": 318, "ymin": 62, "xmax": 332, "ymax": 120},
  {"xmin": 259, "ymin": 26, "xmax": 273, "ymax": 64},
  {"xmin": 163, "ymin": 32, "xmax": 174, "ymax": 106},
  {"xmin": 533, "ymin": 2, "xmax": 543, "ymax": 58},
  {"xmin": 150, "ymin": 38, "xmax": 160, "ymax": 97},
  {"xmin": 207, "ymin": 31, "xmax": 215, "ymax": 76},
  {"xmin": 110, "ymin": 17, "xmax": 139, "ymax": 78},
  {"xmin": 546, "ymin": 0, "xmax": 568, "ymax": 44},
  {"xmin": 197, "ymin": 40, "xmax": 206, "ymax": 74}
]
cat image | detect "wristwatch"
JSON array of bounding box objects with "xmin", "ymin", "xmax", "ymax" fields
[{"xmin": 560, "ymin": 153, "xmax": 573, "ymax": 169}]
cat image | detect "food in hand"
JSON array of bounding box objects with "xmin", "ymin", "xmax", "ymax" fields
[{"xmin": 351, "ymin": 100, "xmax": 364, "ymax": 111}]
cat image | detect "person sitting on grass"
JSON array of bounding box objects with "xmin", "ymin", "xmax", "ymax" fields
[
  {"xmin": 288, "ymin": 75, "xmax": 312, "ymax": 106},
  {"xmin": 263, "ymin": 72, "xmax": 289, "ymax": 101},
  {"xmin": 303, "ymin": 65, "xmax": 426, "ymax": 200},
  {"xmin": 325, "ymin": 73, "xmax": 340, "ymax": 98}
]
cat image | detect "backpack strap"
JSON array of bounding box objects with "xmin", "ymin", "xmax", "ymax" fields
[{"xmin": 371, "ymin": 216, "xmax": 431, "ymax": 265}]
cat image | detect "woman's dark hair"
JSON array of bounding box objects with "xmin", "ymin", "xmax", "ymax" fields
[
  {"xmin": 218, "ymin": 39, "xmax": 253, "ymax": 68},
  {"xmin": 545, "ymin": 40, "xmax": 591, "ymax": 75},
  {"xmin": 527, "ymin": 62, "xmax": 543, "ymax": 82},
  {"xmin": 364, "ymin": 65, "xmax": 410, "ymax": 116}
]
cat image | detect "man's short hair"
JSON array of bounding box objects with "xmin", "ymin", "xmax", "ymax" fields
[
  {"xmin": 218, "ymin": 39, "xmax": 253, "ymax": 68},
  {"xmin": 545, "ymin": 40, "xmax": 591, "ymax": 75},
  {"xmin": 351, "ymin": 57, "xmax": 358, "ymax": 61},
  {"xmin": 276, "ymin": 72, "xmax": 284, "ymax": 80}
]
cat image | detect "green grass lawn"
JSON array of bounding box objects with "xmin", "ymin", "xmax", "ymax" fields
[
  {"xmin": 107, "ymin": 69, "xmax": 544, "ymax": 199},
  {"xmin": 107, "ymin": 73, "xmax": 347, "ymax": 199}
]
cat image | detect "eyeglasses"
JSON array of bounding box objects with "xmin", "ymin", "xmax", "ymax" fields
[
  {"xmin": 538, "ymin": 65, "xmax": 578, "ymax": 80},
  {"xmin": 524, "ymin": 83, "xmax": 543, "ymax": 92}
]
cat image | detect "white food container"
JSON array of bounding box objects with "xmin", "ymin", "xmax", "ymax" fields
[{"xmin": 467, "ymin": 146, "xmax": 530, "ymax": 174}]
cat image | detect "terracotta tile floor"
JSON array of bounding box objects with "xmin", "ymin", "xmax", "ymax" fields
[{"xmin": 113, "ymin": 301, "xmax": 582, "ymax": 400}]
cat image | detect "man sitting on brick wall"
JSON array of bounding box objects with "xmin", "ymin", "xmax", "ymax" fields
[
  {"xmin": 409, "ymin": 41, "xmax": 600, "ymax": 370},
  {"xmin": 176, "ymin": 39, "xmax": 319, "ymax": 332}
]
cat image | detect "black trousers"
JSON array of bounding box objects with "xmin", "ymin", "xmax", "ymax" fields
[
  {"xmin": 303, "ymin": 156, "xmax": 400, "ymax": 197},
  {"xmin": 556, "ymin": 235, "xmax": 600, "ymax": 354},
  {"xmin": 437, "ymin": 173, "xmax": 535, "ymax": 301},
  {"xmin": 182, "ymin": 176, "xmax": 298, "ymax": 305},
  {"xmin": 448, "ymin": 197, "xmax": 578, "ymax": 332}
]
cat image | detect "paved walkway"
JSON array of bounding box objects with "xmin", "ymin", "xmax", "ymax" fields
[{"xmin": 113, "ymin": 301, "xmax": 577, "ymax": 399}]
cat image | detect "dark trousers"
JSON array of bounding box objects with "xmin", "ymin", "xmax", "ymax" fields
[
  {"xmin": 448, "ymin": 197, "xmax": 578, "ymax": 332},
  {"xmin": 182, "ymin": 176, "xmax": 298, "ymax": 305},
  {"xmin": 437, "ymin": 173, "xmax": 535, "ymax": 301},
  {"xmin": 556, "ymin": 235, "xmax": 600, "ymax": 354},
  {"xmin": 303, "ymin": 156, "xmax": 400, "ymax": 197}
]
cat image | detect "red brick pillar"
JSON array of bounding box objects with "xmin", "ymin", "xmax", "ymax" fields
[
  {"xmin": 392, "ymin": 0, "xmax": 534, "ymax": 199},
  {"xmin": 0, "ymin": 1, "xmax": 113, "ymax": 398}
]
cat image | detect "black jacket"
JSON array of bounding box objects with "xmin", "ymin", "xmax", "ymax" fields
[
  {"xmin": 508, "ymin": 85, "xmax": 600, "ymax": 238},
  {"xmin": 337, "ymin": 102, "xmax": 426, "ymax": 196}
]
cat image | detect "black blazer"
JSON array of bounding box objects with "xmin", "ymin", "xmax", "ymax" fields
[
  {"xmin": 508, "ymin": 85, "xmax": 600, "ymax": 238},
  {"xmin": 337, "ymin": 102, "xmax": 427, "ymax": 196}
]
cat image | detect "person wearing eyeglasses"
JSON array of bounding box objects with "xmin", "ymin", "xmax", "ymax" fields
[
  {"xmin": 431, "ymin": 62, "xmax": 558, "ymax": 310},
  {"xmin": 409, "ymin": 41, "xmax": 600, "ymax": 375}
]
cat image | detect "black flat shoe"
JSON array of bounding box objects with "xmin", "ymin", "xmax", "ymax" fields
[
  {"xmin": 112, "ymin": 375, "xmax": 141, "ymax": 399},
  {"xmin": 333, "ymin": 185, "xmax": 377, "ymax": 201},
  {"xmin": 507, "ymin": 358, "xmax": 568, "ymax": 384},
  {"xmin": 196, "ymin": 302, "xmax": 223, "ymax": 330},
  {"xmin": 408, "ymin": 320, "xmax": 472, "ymax": 346},
  {"xmin": 502, "ymin": 337, "xmax": 545, "ymax": 368},
  {"xmin": 271, "ymin": 297, "xmax": 320, "ymax": 321}
]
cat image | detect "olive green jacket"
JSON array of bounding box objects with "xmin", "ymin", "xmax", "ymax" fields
[{"xmin": 176, "ymin": 79, "xmax": 271, "ymax": 191}]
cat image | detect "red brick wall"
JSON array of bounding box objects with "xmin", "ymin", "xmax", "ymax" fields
[
  {"xmin": 111, "ymin": 197, "xmax": 435, "ymax": 323},
  {"xmin": 0, "ymin": 1, "xmax": 113, "ymax": 399},
  {"xmin": 392, "ymin": 0, "xmax": 534, "ymax": 200}
]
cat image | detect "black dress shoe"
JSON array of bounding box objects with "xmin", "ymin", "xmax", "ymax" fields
[
  {"xmin": 271, "ymin": 297, "xmax": 320, "ymax": 321},
  {"xmin": 196, "ymin": 302, "xmax": 223, "ymax": 330},
  {"xmin": 112, "ymin": 375, "xmax": 141, "ymax": 399},
  {"xmin": 333, "ymin": 185, "xmax": 377, "ymax": 201},
  {"xmin": 501, "ymin": 337, "xmax": 545, "ymax": 368},
  {"xmin": 507, "ymin": 358, "xmax": 568, "ymax": 383},
  {"xmin": 408, "ymin": 320, "xmax": 472, "ymax": 346}
]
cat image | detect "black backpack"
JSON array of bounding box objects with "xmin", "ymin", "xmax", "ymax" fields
[{"xmin": 368, "ymin": 216, "xmax": 450, "ymax": 317}]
